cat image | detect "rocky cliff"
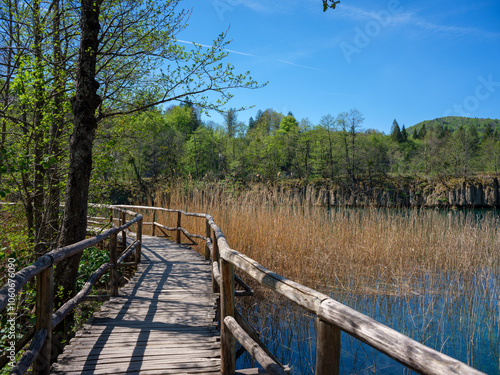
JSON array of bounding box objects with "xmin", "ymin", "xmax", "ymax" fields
[{"xmin": 257, "ymin": 177, "xmax": 500, "ymax": 208}]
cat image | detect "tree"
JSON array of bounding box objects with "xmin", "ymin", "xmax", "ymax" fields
[
  {"xmin": 347, "ymin": 108, "xmax": 364, "ymax": 182},
  {"xmin": 483, "ymin": 122, "xmax": 494, "ymax": 141},
  {"xmin": 336, "ymin": 112, "xmax": 350, "ymax": 178},
  {"xmin": 56, "ymin": 0, "xmax": 104, "ymax": 305},
  {"xmin": 53, "ymin": 0, "xmax": 264, "ymax": 303},
  {"xmin": 278, "ymin": 115, "xmax": 299, "ymax": 176},
  {"xmin": 391, "ymin": 119, "xmax": 403, "ymax": 143},
  {"xmin": 401, "ymin": 125, "xmax": 408, "ymax": 142},
  {"xmin": 224, "ymin": 108, "xmax": 239, "ymax": 160},
  {"xmin": 412, "ymin": 128, "xmax": 419, "ymax": 140},
  {"xmin": 279, "ymin": 115, "xmax": 298, "ymax": 133},
  {"xmin": 0, "ymin": 0, "xmax": 75, "ymax": 254},
  {"xmin": 419, "ymin": 124, "xmax": 427, "ymax": 139},
  {"xmin": 319, "ymin": 114, "xmax": 337, "ymax": 180},
  {"xmin": 248, "ymin": 116, "xmax": 255, "ymax": 130}
]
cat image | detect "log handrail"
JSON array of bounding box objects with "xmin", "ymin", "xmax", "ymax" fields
[
  {"xmin": 114, "ymin": 204, "xmax": 486, "ymax": 375},
  {"xmin": 2, "ymin": 202, "xmax": 482, "ymax": 375},
  {"xmin": 0, "ymin": 204, "xmax": 143, "ymax": 375}
]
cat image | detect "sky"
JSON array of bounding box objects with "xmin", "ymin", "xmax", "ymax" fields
[{"xmin": 177, "ymin": 0, "xmax": 500, "ymax": 134}]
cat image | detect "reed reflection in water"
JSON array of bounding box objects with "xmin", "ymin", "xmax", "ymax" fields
[{"xmin": 236, "ymin": 270, "xmax": 499, "ymax": 374}]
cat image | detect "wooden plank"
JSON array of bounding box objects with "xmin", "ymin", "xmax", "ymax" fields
[
  {"xmin": 56, "ymin": 349, "xmax": 220, "ymax": 364},
  {"xmin": 60, "ymin": 343, "xmax": 219, "ymax": 355},
  {"xmin": 51, "ymin": 235, "xmax": 220, "ymax": 375}
]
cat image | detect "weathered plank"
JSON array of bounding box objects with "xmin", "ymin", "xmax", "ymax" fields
[{"xmin": 51, "ymin": 235, "xmax": 220, "ymax": 375}]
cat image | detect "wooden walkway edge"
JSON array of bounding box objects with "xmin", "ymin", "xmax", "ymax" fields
[{"xmin": 51, "ymin": 236, "xmax": 220, "ymax": 375}]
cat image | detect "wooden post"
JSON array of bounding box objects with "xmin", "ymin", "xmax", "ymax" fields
[
  {"xmin": 120, "ymin": 210, "xmax": 126, "ymax": 249},
  {"xmin": 176, "ymin": 211, "xmax": 181, "ymax": 244},
  {"xmin": 136, "ymin": 217, "xmax": 143, "ymax": 263},
  {"xmin": 212, "ymin": 230, "xmax": 220, "ymax": 294},
  {"xmin": 109, "ymin": 232, "xmax": 118, "ymax": 296},
  {"xmin": 152, "ymin": 210, "xmax": 156, "ymax": 237},
  {"xmin": 33, "ymin": 265, "xmax": 53, "ymax": 375},
  {"xmin": 315, "ymin": 317, "xmax": 341, "ymax": 375},
  {"xmin": 220, "ymin": 258, "xmax": 235, "ymax": 375},
  {"xmin": 204, "ymin": 219, "xmax": 211, "ymax": 260}
]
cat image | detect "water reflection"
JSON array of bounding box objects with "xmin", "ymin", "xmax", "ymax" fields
[{"xmin": 236, "ymin": 270, "xmax": 499, "ymax": 374}]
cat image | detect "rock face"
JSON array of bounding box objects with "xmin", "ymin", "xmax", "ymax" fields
[{"xmin": 265, "ymin": 177, "xmax": 500, "ymax": 208}]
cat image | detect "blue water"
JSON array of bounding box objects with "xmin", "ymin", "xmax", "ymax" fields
[
  {"xmin": 236, "ymin": 274, "xmax": 499, "ymax": 374},
  {"xmin": 235, "ymin": 208, "xmax": 499, "ymax": 374}
]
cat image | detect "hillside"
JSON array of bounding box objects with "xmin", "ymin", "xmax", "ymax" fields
[{"xmin": 408, "ymin": 116, "xmax": 500, "ymax": 134}]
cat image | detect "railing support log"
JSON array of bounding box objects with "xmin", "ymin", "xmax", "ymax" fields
[
  {"xmin": 204, "ymin": 219, "xmax": 211, "ymax": 260},
  {"xmin": 220, "ymin": 258, "xmax": 236, "ymax": 374},
  {"xmin": 136, "ymin": 217, "xmax": 143, "ymax": 263},
  {"xmin": 225, "ymin": 316, "xmax": 286, "ymax": 375},
  {"xmin": 315, "ymin": 317, "xmax": 341, "ymax": 375},
  {"xmin": 152, "ymin": 210, "xmax": 156, "ymax": 237},
  {"xmin": 109, "ymin": 232, "xmax": 119, "ymax": 297},
  {"xmin": 120, "ymin": 210, "xmax": 126, "ymax": 249},
  {"xmin": 176, "ymin": 211, "xmax": 181, "ymax": 244},
  {"xmin": 33, "ymin": 265, "xmax": 53, "ymax": 375},
  {"xmin": 212, "ymin": 230, "xmax": 220, "ymax": 294}
]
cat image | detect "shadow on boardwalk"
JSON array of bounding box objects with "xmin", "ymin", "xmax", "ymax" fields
[{"xmin": 51, "ymin": 236, "xmax": 220, "ymax": 375}]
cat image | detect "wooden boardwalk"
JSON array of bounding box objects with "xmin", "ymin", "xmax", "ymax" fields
[{"xmin": 51, "ymin": 236, "xmax": 221, "ymax": 375}]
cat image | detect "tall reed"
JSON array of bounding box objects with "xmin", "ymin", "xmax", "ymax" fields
[{"xmin": 149, "ymin": 184, "xmax": 500, "ymax": 373}]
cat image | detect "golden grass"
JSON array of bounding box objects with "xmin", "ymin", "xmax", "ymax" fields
[
  {"xmin": 140, "ymin": 185, "xmax": 499, "ymax": 371},
  {"xmin": 148, "ymin": 185, "xmax": 500, "ymax": 299}
]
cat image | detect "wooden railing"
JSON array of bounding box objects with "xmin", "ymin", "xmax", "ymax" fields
[
  {"xmin": 0, "ymin": 204, "xmax": 487, "ymax": 374},
  {"xmin": 115, "ymin": 205, "xmax": 486, "ymax": 375},
  {"xmin": 0, "ymin": 205, "xmax": 143, "ymax": 375}
]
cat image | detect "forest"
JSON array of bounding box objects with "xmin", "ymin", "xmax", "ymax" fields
[{"xmin": 90, "ymin": 107, "xmax": 500, "ymax": 199}]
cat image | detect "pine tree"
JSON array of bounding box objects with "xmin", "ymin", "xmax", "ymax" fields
[
  {"xmin": 390, "ymin": 119, "xmax": 403, "ymax": 143},
  {"xmin": 248, "ymin": 116, "xmax": 255, "ymax": 130},
  {"xmin": 401, "ymin": 125, "xmax": 408, "ymax": 142},
  {"xmin": 483, "ymin": 123, "xmax": 494, "ymax": 141},
  {"xmin": 412, "ymin": 128, "xmax": 419, "ymax": 139},
  {"xmin": 419, "ymin": 124, "xmax": 427, "ymax": 139}
]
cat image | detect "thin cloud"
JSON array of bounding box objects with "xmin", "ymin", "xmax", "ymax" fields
[
  {"xmin": 277, "ymin": 59, "xmax": 330, "ymax": 73},
  {"xmin": 340, "ymin": 4, "xmax": 500, "ymax": 41},
  {"xmin": 177, "ymin": 39, "xmax": 329, "ymax": 73},
  {"xmin": 412, "ymin": 20, "xmax": 500, "ymax": 41},
  {"xmin": 176, "ymin": 39, "xmax": 255, "ymax": 56}
]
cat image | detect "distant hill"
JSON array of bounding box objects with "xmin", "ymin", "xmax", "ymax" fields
[{"xmin": 407, "ymin": 116, "xmax": 500, "ymax": 135}]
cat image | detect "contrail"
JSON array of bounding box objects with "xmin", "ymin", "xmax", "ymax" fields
[
  {"xmin": 177, "ymin": 39, "xmax": 330, "ymax": 73},
  {"xmin": 176, "ymin": 39, "xmax": 255, "ymax": 56}
]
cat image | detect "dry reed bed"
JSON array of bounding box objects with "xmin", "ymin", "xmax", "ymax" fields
[
  {"xmin": 155, "ymin": 187, "xmax": 499, "ymax": 295},
  {"xmin": 147, "ymin": 186, "xmax": 499, "ymax": 371}
]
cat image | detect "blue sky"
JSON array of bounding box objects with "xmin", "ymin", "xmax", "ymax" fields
[{"xmin": 178, "ymin": 0, "xmax": 500, "ymax": 134}]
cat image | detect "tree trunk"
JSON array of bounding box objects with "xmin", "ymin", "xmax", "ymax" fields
[
  {"xmin": 56, "ymin": 0, "xmax": 102, "ymax": 302},
  {"xmin": 45, "ymin": 0, "xmax": 65, "ymax": 250}
]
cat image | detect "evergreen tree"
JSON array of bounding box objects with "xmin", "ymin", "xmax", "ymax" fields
[
  {"xmin": 419, "ymin": 124, "xmax": 427, "ymax": 139},
  {"xmin": 391, "ymin": 120, "xmax": 403, "ymax": 143},
  {"xmin": 412, "ymin": 128, "xmax": 419, "ymax": 140},
  {"xmin": 401, "ymin": 125, "xmax": 408, "ymax": 142},
  {"xmin": 483, "ymin": 123, "xmax": 494, "ymax": 141},
  {"xmin": 248, "ymin": 117, "xmax": 255, "ymax": 130}
]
